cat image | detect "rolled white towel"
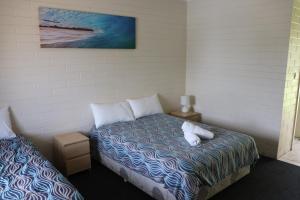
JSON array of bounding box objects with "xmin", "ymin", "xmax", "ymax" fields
[
  {"xmin": 182, "ymin": 121, "xmax": 214, "ymax": 140},
  {"xmin": 182, "ymin": 121, "xmax": 194, "ymax": 133},
  {"xmin": 193, "ymin": 126, "xmax": 214, "ymax": 139},
  {"xmin": 183, "ymin": 131, "xmax": 201, "ymax": 146}
]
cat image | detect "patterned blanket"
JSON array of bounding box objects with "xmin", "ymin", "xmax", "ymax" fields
[
  {"xmin": 0, "ymin": 136, "xmax": 83, "ymax": 200},
  {"xmin": 91, "ymin": 114, "xmax": 259, "ymax": 200}
]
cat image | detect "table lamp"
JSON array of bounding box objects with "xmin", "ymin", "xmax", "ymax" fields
[{"xmin": 180, "ymin": 95, "xmax": 191, "ymax": 113}]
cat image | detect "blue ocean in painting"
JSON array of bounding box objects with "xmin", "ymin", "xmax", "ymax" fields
[{"xmin": 39, "ymin": 7, "xmax": 136, "ymax": 49}]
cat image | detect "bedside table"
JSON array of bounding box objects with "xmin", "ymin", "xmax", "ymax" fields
[
  {"xmin": 54, "ymin": 132, "xmax": 91, "ymax": 176},
  {"xmin": 169, "ymin": 111, "xmax": 201, "ymax": 122}
]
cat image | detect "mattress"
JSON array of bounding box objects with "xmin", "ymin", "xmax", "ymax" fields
[
  {"xmin": 0, "ymin": 136, "xmax": 83, "ymax": 200},
  {"xmin": 90, "ymin": 113, "xmax": 259, "ymax": 200}
]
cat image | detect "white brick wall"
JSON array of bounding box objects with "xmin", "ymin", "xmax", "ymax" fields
[
  {"xmin": 186, "ymin": 0, "xmax": 293, "ymax": 158},
  {"xmin": 0, "ymin": 0, "xmax": 187, "ymax": 159},
  {"xmin": 278, "ymin": 0, "xmax": 300, "ymax": 158},
  {"xmin": 1, "ymin": 0, "xmax": 297, "ymax": 160}
]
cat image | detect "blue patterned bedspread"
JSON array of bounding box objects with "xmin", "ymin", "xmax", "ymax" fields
[
  {"xmin": 0, "ymin": 136, "xmax": 83, "ymax": 200},
  {"xmin": 90, "ymin": 114, "xmax": 259, "ymax": 200}
]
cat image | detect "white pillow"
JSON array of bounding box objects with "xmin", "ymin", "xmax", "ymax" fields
[
  {"xmin": 127, "ymin": 94, "xmax": 164, "ymax": 119},
  {"xmin": 0, "ymin": 107, "xmax": 16, "ymax": 139},
  {"xmin": 91, "ymin": 102, "xmax": 135, "ymax": 128}
]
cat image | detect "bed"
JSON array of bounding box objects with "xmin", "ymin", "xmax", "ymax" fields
[
  {"xmin": 90, "ymin": 113, "xmax": 259, "ymax": 200},
  {"xmin": 0, "ymin": 136, "xmax": 83, "ymax": 200}
]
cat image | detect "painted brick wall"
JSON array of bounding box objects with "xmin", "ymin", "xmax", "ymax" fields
[
  {"xmin": 278, "ymin": 0, "xmax": 300, "ymax": 158},
  {"xmin": 0, "ymin": 0, "xmax": 187, "ymax": 159},
  {"xmin": 186, "ymin": 0, "xmax": 293, "ymax": 158}
]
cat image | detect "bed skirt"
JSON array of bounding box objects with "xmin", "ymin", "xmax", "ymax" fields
[{"xmin": 97, "ymin": 152, "xmax": 250, "ymax": 200}]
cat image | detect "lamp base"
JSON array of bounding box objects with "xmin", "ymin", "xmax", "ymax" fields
[{"xmin": 181, "ymin": 105, "xmax": 191, "ymax": 113}]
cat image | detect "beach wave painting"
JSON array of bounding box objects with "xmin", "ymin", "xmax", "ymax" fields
[{"xmin": 39, "ymin": 7, "xmax": 136, "ymax": 49}]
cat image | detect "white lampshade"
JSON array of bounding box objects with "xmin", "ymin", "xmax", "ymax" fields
[{"xmin": 180, "ymin": 95, "xmax": 191, "ymax": 106}]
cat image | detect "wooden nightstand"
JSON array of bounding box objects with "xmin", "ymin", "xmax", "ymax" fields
[
  {"xmin": 169, "ymin": 111, "xmax": 201, "ymax": 122},
  {"xmin": 54, "ymin": 132, "xmax": 91, "ymax": 176}
]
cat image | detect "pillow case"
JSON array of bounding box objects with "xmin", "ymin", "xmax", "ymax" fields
[
  {"xmin": 127, "ymin": 94, "xmax": 164, "ymax": 119},
  {"xmin": 0, "ymin": 107, "xmax": 16, "ymax": 139},
  {"xmin": 91, "ymin": 102, "xmax": 135, "ymax": 128}
]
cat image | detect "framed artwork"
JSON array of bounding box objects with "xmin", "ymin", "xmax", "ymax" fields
[{"xmin": 39, "ymin": 7, "xmax": 136, "ymax": 49}]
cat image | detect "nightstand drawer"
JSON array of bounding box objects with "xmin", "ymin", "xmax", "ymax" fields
[
  {"xmin": 63, "ymin": 141, "xmax": 90, "ymax": 159},
  {"xmin": 66, "ymin": 154, "xmax": 91, "ymax": 175},
  {"xmin": 169, "ymin": 111, "xmax": 201, "ymax": 123},
  {"xmin": 187, "ymin": 115, "xmax": 201, "ymax": 122}
]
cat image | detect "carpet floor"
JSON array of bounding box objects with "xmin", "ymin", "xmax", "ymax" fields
[{"xmin": 69, "ymin": 157, "xmax": 300, "ymax": 200}]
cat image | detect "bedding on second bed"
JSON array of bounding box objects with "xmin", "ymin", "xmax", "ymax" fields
[
  {"xmin": 90, "ymin": 113, "xmax": 259, "ymax": 200},
  {"xmin": 0, "ymin": 136, "xmax": 83, "ymax": 200}
]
